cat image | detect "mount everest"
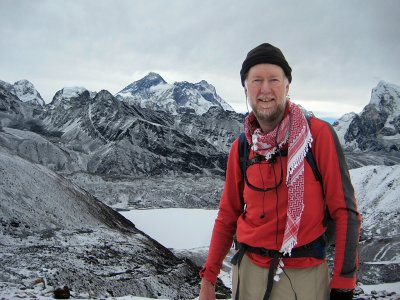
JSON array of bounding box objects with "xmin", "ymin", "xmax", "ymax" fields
[
  {"xmin": 116, "ymin": 72, "xmax": 234, "ymax": 115},
  {"xmin": 0, "ymin": 74, "xmax": 400, "ymax": 298}
]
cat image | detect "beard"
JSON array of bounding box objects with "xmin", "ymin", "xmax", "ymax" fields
[{"xmin": 249, "ymin": 95, "xmax": 287, "ymax": 125}]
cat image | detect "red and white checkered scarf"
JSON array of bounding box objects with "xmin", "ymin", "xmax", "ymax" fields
[{"xmin": 244, "ymin": 101, "xmax": 313, "ymax": 255}]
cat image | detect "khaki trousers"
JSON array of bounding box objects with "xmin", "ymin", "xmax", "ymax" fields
[{"xmin": 232, "ymin": 254, "xmax": 329, "ymax": 300}]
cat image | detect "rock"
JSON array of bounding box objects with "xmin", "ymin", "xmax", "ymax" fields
[{"xmin": 54, "ymin": 285, "xmax": 70, "ymax": 299}]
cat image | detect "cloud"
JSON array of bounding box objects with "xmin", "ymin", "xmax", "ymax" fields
[{"xmin": 0, "ymin": 0, "xmax": 399, "ymax": 118}]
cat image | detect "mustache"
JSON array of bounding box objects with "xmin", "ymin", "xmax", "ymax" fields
[{"xmin": 258, "ymin": 96, "xmax": 275, "ymax": 101}]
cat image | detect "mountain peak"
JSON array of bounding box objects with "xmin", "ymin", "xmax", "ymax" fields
[
  {"xmin": 50, "ymin": 86, "xmax": 89, "ymax": 106},
  {"xmin": 116, "ymin": 73, "xmax": 234, "ymax": 115},
  {"xmin": 10, "ymin": 79, "xmax": 45, "ymax": 106},
  {"xmin": 144, "ymin": 72, "xmax": 165, "ymax": 81},
  {"xmin": 140, "ymin": 72, "xmax": 167, "ymax": 86},
  {"xmin": 369, "ymin": 80, "xmax": 400, "ymax": 109},
  {"xmin": 197, "ymin": 79, "xmax": 212, "ymax": 88},
  {"xmin": 14, "ymin": 79, "xmax": 31, "ymax": 85},
  {"xmin": 93, "ymin": 89, "xmax": 118, "ymax": 105},
  {"xmin": 333, "ymin": 80, "xmax": 400, "ymax": 153}
]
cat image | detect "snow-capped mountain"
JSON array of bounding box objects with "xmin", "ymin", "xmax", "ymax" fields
[
  {"xmin": 37, "ymin": 88, "xmax": 236, "ymax": 176},
  {"xmin": 49, "ymin": 86, "xmax": 95, "ymax": 107},
  {"xmin": 116, "ymin": 72, "xmax": 234, "ymax": 115},
  {"xmin": 0, "ymin": 80, "xmax": 44, "ymax": 130},
  {"xmin": 0, "ymin": 78, "xmax": 243, "ymax": 208},
  {"xmin": 333, "ymin": 81, "xmax": 400, "ymax": 167},
  {"xmin": 0, "ymin": 79, "xmax": 45, "ymax": 106},
  {"xmin": 334, "ymin": 81, "xmax": 400, "ymax": 151}
]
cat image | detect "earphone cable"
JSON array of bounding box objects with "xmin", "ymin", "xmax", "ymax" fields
[{"xmin": 282, "ymin": 268, "xmax": 298, "ymax": 300}]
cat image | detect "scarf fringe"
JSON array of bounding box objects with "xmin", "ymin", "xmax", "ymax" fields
[
  {"xmin": 280, "ymin": 237, "xmax": 297, "ymax": 256},
  {"xmin": 287, "ymin": 131, "xmax": 313, "ymax": 185}
]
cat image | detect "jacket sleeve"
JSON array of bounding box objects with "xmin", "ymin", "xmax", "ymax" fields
[
  {"xmin": 199, "ymin": 138, "xmax": 244, "ymax": 284},
  {"xmin": 312, "ymin": 120, "xmax": 362, "ymax": 289}
]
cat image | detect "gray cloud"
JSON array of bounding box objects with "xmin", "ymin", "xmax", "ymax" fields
[{"xmin": 0, "ymin": 0, "xmax": 399, "ymax": 118}]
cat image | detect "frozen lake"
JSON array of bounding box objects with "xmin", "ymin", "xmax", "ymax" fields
[
  {"xmin": 121, "ymin": 208, "xmax": 400, "ymax": 296},
  {"xmin": 120, "ymin": 208, "xmax": 218, "ymax": 250}
]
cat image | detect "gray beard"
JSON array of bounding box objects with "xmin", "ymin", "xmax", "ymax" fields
[{"xmin": 250, "ymin": 97, "xmax": 287, "ymax": 126}]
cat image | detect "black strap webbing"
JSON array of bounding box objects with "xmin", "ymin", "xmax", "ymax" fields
[{"xmin": 231, "ymin": 237, "xmax": 326, "ymax": 300}]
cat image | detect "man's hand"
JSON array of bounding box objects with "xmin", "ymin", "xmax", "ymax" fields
[{"xmin": 198, "ymin": 278, "xmax": 215, "ymax": 300}]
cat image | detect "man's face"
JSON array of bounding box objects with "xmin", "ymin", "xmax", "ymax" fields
[{"xmin": 245, "ymin": 63, "xmax": 289, "ymax": 126}]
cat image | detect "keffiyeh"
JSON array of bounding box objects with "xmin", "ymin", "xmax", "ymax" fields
[{"xmin": 244, "ymin": 101, "xmax": 313, "ymax": 255}]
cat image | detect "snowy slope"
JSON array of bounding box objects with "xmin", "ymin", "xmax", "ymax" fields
[
  {"xmin": 352, "ymin": 165, "xmax": 400, "ymax": 215},
  {"xmin": 0, "ymin": 150, "xmax": 214, "ymax": 299},
  {"xmin": 334, "ymin": 112, "xmax": 357, "ymax": 146},
  {"xmin": 350, "ymin": 165, "xmax": 400, "ymax": 285}
]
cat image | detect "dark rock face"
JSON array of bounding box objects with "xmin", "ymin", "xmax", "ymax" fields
[
  {"xmin": 334, "ymin": 81, "xmax": 400, "ymax": 167},
  {"xmin": 0, "ymin": 85, "xmax": 23, "ymax": 114}
]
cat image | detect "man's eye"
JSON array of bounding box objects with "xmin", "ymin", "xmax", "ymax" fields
[{"xmin": 269, "ymin": 78, "xmax": 281, "ymax": 85}]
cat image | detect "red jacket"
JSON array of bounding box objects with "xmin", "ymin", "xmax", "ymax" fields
[{"xmin": 200, "ymin": 117, "xmax": 361, "ymax": 289}]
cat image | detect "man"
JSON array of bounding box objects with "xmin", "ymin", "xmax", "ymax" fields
[{"xmin": 198, "ymin": 43, "xmax": 361, "ymax": 300}]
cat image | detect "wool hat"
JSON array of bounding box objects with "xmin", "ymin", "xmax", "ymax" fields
[{"xmin": 240, "ymin": 43, "xmax": 292, "ymax": 86}]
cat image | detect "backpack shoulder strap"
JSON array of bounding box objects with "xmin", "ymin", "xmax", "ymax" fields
[
  {"xmin": 304, "ymin": 114, "xmax": 334, "ymax": 245},
  {"xmin": 238, "ymin": 132, "xmax": 248, "ymax": 177},
  {"xmin": 304, "ymin": 113, "xmax": 323, "ymax": 183},
  {"xmin": 305, "ymin": 151, "xmax": 322, "ymax": 183},
  {"xmin": 238, "ymin": 133, "xmax": 249, "ymax": 208}
]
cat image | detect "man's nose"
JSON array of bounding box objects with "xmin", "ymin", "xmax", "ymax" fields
[{"xmin": 260, "ymin": 81, "xmax": 272, "ymax": 93}]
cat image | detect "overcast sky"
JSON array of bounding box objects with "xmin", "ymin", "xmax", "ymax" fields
[{"xmin": 1, "ymin": 0, "xmax": 399, "ymax": 119}]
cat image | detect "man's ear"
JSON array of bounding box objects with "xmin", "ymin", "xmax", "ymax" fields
[{"xmin": 244, "ymin": 87, "xmax": 248, "ymax": 97}]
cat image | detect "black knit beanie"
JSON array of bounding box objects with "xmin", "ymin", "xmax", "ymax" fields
[{"xmin": 240, "ymin": 43, "xmax": 292, "ymax": 86}]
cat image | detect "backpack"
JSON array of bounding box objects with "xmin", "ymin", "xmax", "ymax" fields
[{"xmin": 237, "ymin": 113, "xmax": 335, "ymax": 246}]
